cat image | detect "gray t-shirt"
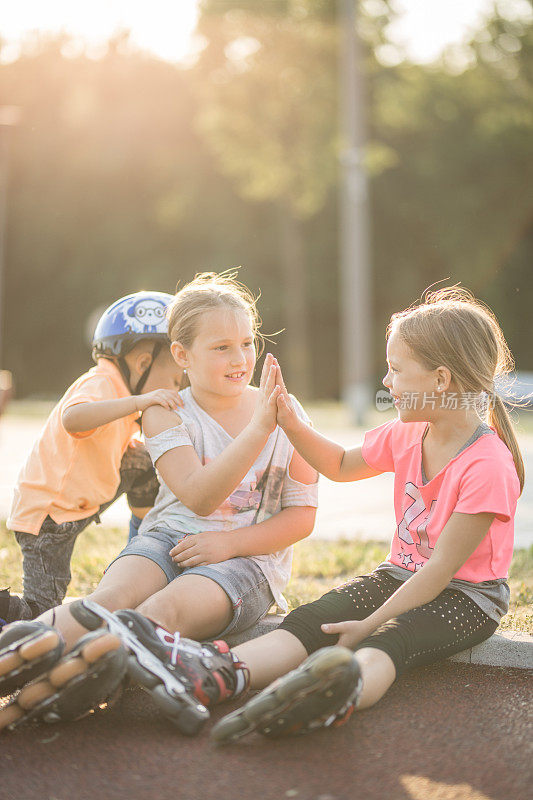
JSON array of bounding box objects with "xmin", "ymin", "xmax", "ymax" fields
[
  {"xmin": 376, "ymin": 423, "xmax": 510, "ymax": 622},
  {"xmin": 139, "ymin": 388, "xmax": 318, "ymax": 611}
]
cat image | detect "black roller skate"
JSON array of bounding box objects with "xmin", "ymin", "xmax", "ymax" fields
[
  {"xmin": 112, "ymin": 610, "xmax": 248, "ymax": 708},
  {"xmin": 211, "ymin": 646, "xmax": 362, "ymax": 744},
  {"xmin": 0, "ymin": 588, "xmax": 40, "ymax": 627},
  {"xmin": 0, "ymin": 620, "xmax": 65, "ymax": 699},
  {"xmin": 68, "ymin": 599, "xmax": 212, "ymax": 736},
  {"xmin": 0, "ymin": 628, "xmax": 127, "ymax": 732}
]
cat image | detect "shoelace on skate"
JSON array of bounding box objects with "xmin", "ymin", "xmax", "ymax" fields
[
  {"xmin": 169, "ymin": 632, "xmax": 214, "ymax": 666},
  {"xmin": 170, "ymin": 632, "xmax": 181, "ymax": 667}
]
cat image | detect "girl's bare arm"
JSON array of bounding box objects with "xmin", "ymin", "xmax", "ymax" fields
[
  {"xmin": 170, "ymin": 448, "xmax": 318, "ymax": 565},
  {"xmin": 62, "ymin": 390, "xmax": 180, "ymax": 433},
  {"xmin": 143, "ymin": 356, "xmax": 280, "ymax": 516},
  {"xmin": 275, "ymin": 366, "xmax": 379, "ymax": 482}
]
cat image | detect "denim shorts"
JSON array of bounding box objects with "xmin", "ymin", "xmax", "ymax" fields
[{"xmin": 108, "ymin": 527, "xmax": 275, "ymax": 637}]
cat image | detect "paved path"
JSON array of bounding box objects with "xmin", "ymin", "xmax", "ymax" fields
[
  {"xmin": 1, "ymin": 412, "xmax": 532, "ymax": 548},
  {"xmin": 2, "ymin": 662, "xmax": 531, "ymax": 800}
]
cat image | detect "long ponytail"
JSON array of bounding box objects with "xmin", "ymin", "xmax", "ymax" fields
[{"xmin": 489, "ymin": 395, "xmax": 525, "ymax": 493}]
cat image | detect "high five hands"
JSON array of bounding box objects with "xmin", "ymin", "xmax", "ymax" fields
[
  {"xmin": 273, "ymin": 361, "xmax": 299, "ymax": 433},
  {"xmin": 252, "ymin": 353, "xmax": 299, "ymax": 436},
  {"xmin": 250, "ymin": 353, "xmax": 281, "ymax": 435},
  {"xmin": 252, "ymin": 352, "xmax": 299, "ymax": 434},
  {"xmin": 261, "ymin": 356, "xmax": 366, "ymax": 650}
]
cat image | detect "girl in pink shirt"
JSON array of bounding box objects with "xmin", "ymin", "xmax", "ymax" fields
[{"xmin": 206, "ymin": 286, "xmax": 523, "ymax": 741}]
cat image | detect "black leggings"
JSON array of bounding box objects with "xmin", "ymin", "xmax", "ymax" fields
[{"xmin": 279, "ymin": 571, "xmax": 499, "ymax": 677}]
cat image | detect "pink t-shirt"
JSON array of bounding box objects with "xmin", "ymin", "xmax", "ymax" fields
[{"xmin": 362, "ymin": 419, "xmax": 520, "ymax": 582}]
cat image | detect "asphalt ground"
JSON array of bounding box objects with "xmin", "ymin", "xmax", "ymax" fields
[{"xmin": 2, "ymin": 662, "xmax": 531, "ymax": 800}]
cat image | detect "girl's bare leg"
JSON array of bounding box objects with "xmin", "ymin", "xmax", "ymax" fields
[
  {"xmin": 233, "ymin": 634, "xmax": 397, "ymax": 710},
  {"xmin": 353, "ymin": 647, "xmax": 396, "ymax": 709},
  {"xmin": 136, "ymin": 574, "xmax": 234, "ymax": 640},
  {"xmin": 232, "ymin": 630, "xmax": 309, "ymax": 689},
  {"xmin": 38, "ymin": 555, "xmax": 168, "ymax": 650}
]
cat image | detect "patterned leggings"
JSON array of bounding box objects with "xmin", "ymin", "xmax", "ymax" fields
[{"xmin": 279, "ymin": 570, "xmax": 499, "ymax": 676}]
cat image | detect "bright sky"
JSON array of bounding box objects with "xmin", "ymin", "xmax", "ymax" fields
[
  {"xmin": 0, "ymin": 0, "xmax": 531, "ymax": 64},
  {"xmin": 387, "ymin": 0, "xmax": 531, "ymax": 61}
]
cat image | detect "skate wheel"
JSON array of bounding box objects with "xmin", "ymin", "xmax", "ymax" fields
[
  {"xmin": 19, "ymin": 631, "xmax": 61, "ymax": 662},
  {"xmin": 48, "ymin": 657, "xmax": 87, "ymax": 688},
  {"xmin": 211, "ymin": 712, "xmax": 249, "ymax": 744},
  {"xmin": 127, "ymin": 657, "xmax": 158, "ymax": 689},
  {"xmin": 310, "ymin": 647, "xmax": 353, "ymax": 677},
  {"xmin": 276, "ymin": 671, "xmax": 314, "ymax": 700},
  {"xmin": 151, "ymin": 684, "xmax": 208, "ymax": 736},
  {"xmin": 174, "ymin": 705, "xmax": 209, "ymax": 737},
  {"xmin": 0, "ymin": 703, "xmax": 24, "ymax": 731},
  {"xmin": 81, "ymin": 633, "xmax": 122, "ymax": 664},
  {"xmin": 243, "ymin": 691, "xmax": 280, "ymax": 718},
  {"xmin": 17, "ymin": 679, "xmax": 54, "ymax": 710},
  {"xmin": 0, "ymin": 651, "xmax": 22, "ymax": 677}
]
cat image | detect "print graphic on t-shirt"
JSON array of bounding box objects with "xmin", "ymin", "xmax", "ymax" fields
[
  {"xmin": 215, "ymin": 463, "xmax": 287, "ymax": 519},
  {"xmin": 225, "ymin": 469, "xmax": 263, "ymax": 513},
  {"xmin": 257, "ymin": 465, "xmax": 286, "ymax": 517},
  {"xmin": 397, "ymin": 484, "xmax": 421, "ymax": 546},
  {"xmin": 415, "ymin": 499, "xmax": 436, "ymax": 559},
  {"xmin": 397, "ymin": 483, "xmax": 435, "ymax": 566}
]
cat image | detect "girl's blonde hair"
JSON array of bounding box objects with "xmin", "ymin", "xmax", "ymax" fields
[
  {"xmin": 388, "ymin": 287, "xmax": 524, "ymax": 493},
  {"xmin": 167, "ymin": 270, "xmax": 264, "ymax": 354}
]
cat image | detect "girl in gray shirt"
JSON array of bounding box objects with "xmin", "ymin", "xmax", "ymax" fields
[{"xmin": 106, "ymin": 272, "xmax": 319, "ymax": 641}]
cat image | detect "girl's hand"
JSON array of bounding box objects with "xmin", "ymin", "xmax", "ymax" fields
[
  {"xmin": 135, "ymin": 389, "xmax": 182, "ymax": 413},
  {"xmin": 250, "ymin": 353, "xmax": 281, "ymax": 436},
  {"xmin": 274, "ymin": 364, "xmax": 299, "ymax": 433},
  {"xmin": 321, "ymin": 619, "xmax": 372, "ymax": 650},
  {"xmin": 169, "ymin": 531, "xmax": 235, "ymax": 567}
]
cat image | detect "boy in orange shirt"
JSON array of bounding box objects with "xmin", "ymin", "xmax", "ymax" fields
[{"xmin": 1, "ymin": 291, "xmax": 182, "ymax": 625}]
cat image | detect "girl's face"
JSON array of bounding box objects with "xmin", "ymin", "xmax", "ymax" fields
[
  {"xmin": 174, "ymin": 307, "xmax": 256, "ymax": 398},
  {"xmin": 382, "ymin": 330, "xmax": 445, "ymax": 422}
]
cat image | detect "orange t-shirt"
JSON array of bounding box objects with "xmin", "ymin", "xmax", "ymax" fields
[{"xmin": 8, "ymin": 360, "xmax": 140, "ymax": 535}]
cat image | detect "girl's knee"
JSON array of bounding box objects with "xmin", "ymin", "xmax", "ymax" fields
[
  {"xmin": 87, "ymin": 585, "xmax": 132, "ymax": 612},
  {"xmin": 136, "ymin": 592, "xmax": 163, "ymax": 618},
  {"xmin": 137, "ymin": 581, "xmax": 232, "ymax": 639},
  {"xmin": 135, "ymin": 589, "xmax": 183, "ymax": 631}
]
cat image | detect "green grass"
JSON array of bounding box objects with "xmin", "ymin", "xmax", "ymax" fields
[{"xmin": 1, "ymin": 522, "xmax": 531, "ymax": 633}]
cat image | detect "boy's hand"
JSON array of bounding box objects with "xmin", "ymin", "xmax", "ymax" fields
[
  {"xmin": 250, "ymin": 353, "xmax": 280, "ymax": 436},
  {"xmin": 135, "ymin": 389, "xmax": 182, "ymax": 413},
  {"xmin": 274, "ymin": 364, "xmax": 300, "ymax": 433},
  {"xmin": 169, "ymin": 531, "xmax": 235, "ymax": 567}
]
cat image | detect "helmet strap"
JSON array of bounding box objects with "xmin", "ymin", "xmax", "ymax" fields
[
  {"xmin": 132, "ymin": 341, "xmax": 164, "ymax": 395},
  {"xmin": 116, "ymin": 357, "xmax": 132, "ymax": 392}
]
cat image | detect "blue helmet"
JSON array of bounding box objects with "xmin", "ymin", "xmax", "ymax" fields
[{"xmin": 92, "ymin": 291, "xmax": 174, "ymax": 362}]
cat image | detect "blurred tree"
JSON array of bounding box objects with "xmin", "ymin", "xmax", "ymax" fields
[
  {"xmin": 0, "ymin": 1, "xmax": 531, "ymax": 399},
  {"xmin": 369, "ymin": 4, "xmax": 533, "ymax": 368},
  {"xmin": 1, "ymin": 37, "xmax": 275, "ymax": 395},
  {"xmin": 195, "ymin": 1, "xmax": 341, "ymax": 397}
]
